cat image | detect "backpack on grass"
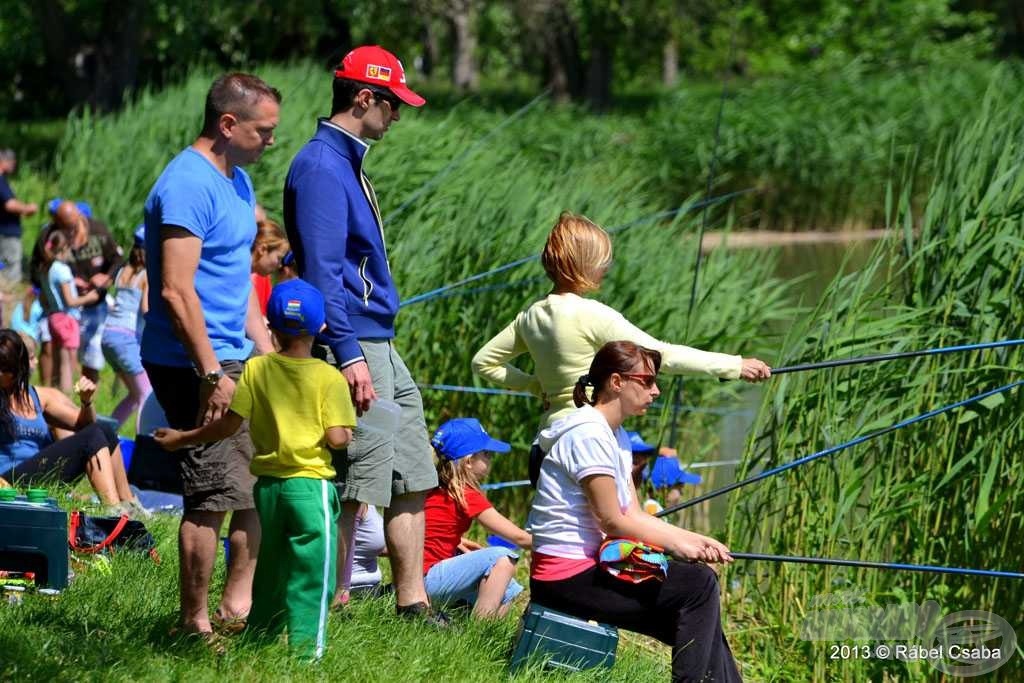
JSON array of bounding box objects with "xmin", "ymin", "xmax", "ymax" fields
[{"xmin": 68, "ymin": 510, "xmax": 159, "ymax": 562}]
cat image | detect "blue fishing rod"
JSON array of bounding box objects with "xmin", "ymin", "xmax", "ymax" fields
[
  {"xmin": 729, "ymin": 553, "xmax": 1024, "ymax": 580},
  {"xmin": 399, "ymin": 188, "xmax": 754, "ymax": 308},
  {"xmin": 656, "ymin": 377, "xmax": 1024, "ymax": 517},
  {"xmin": 771, "ymin": 338, "xmax": 1024, "ymax": 375}
]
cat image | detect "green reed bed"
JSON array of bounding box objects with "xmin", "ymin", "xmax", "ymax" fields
[{"xmin": 724, "ymin": 80, "xmax": 1024, "ymax": 681}]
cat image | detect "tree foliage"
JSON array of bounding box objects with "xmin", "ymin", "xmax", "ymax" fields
[{"xmin": 0, "ymin": 0, "xmax": 1015, "ymax": 117}]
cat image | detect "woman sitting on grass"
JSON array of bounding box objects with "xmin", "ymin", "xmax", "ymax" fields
[
  {"xmin": 0, "ymin": 329, "xmax": 143, "ymax": 515},
  {"xmin": 529, "ymin": 340, "xmax": 740, "ymax": 683},
  {"xmin": 422, "ymin": 418, "xmax": 532, "ymax": 619}
]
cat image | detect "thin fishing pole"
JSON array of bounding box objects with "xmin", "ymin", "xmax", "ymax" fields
[
  {"xmin": 384, "ymin": 90, "xmax": 550, "ymax": 225},
  {"xmin": 481, "ymin": 459, "xmax": 742, "ymax": 491},
  {"xmin": 400, "ymin": 188, "xmax": 753, "ymax": 307},
  {"xmin": 656, "ymin": 378, "xmax": 1024, "ymax": 517},
  {"xmin": 772, "ymin": 338, "xmax": 1024, "ymax": 375},
  {"xmin": 730, "ymin": 553, "xmax": 1024, "ymax": 580},
  {"xmin": 416, "ymin": 382, "xmax": 752, "ymax": 416}
]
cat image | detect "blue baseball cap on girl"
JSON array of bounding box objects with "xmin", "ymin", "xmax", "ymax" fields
[
  {"xmin": 431, "ymin": 418, "xmax": 511, "ymax": 461},
  {"xmin": 266, "ymin": 278, "xmax": 326, "ymax": 337}
]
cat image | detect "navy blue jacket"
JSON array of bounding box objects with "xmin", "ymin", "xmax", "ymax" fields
[{"xmin": 284, "ymin": 120, "xmax": 399, "ymax": 366}]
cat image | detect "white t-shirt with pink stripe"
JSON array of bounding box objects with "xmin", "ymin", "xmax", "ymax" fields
[{"xmin": 528, "ymin": 405, "xmax": 634, "ymax": 561}]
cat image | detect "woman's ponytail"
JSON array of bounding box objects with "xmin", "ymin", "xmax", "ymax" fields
[{"xmin": 573, "ymin": 374, "xmax": 595, "ymax": 407}]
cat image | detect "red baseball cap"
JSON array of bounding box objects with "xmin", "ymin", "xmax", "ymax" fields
[{"xmin": 334, "ymin": 45, "xmax": 426, "ymax": 108}]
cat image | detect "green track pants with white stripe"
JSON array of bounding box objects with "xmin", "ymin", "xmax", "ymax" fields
[{"xmin": 249, "ymin": 476, "xmax": 340, "ymax": 659}]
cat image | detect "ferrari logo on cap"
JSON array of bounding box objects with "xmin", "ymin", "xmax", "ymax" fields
[{"xmin": 366, "ymin": 64, "xmax": 392, "ymax": 82}]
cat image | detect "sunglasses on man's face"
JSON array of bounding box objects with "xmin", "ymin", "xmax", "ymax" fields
[{"xmin": 370, "ymin": 89, "xmax": 401, "ymax": 111}]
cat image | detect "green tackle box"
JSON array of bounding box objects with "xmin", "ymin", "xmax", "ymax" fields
[
  {"xmin": 510, "ymin": 603, "xmax": 618, "ymax": 672},
  {"xmin": 0, "ymin": 495, "xmax": 69, "ymax": 589}
]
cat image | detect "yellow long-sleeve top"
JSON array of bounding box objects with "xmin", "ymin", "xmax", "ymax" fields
[{"xmin": 471, "ymin": 292, "xmax": 743, "ymax": 430}]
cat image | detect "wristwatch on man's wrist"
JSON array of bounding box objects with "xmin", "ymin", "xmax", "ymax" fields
[{"xmin": 195, "ymin": 366, "xmax": 225, "ymax": 386}]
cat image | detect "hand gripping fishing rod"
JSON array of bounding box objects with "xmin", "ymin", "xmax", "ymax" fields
[{"xmin": 656, "ymin": 377, "xmax": 1024, "ymax": 517}]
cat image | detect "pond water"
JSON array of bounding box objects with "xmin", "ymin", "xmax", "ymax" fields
[{"xmin": 675, "ymin": 237, "xmax": 885, "ymax": 532}]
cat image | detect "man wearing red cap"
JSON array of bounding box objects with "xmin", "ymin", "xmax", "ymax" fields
[{"xmin": 283, "ymin": 46, "xmax": 441, "ymax": 622}]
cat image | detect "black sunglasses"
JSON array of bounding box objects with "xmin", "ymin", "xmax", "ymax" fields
[{"xmin": 367, "ymin": 87, "xmax": 401, "ymax": 111}]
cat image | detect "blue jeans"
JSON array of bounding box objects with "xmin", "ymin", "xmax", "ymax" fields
[
  {"xmin": 424, "ymin": 546, "xmax": 523, "ymax": 607},
  {"xmin": 101, "ymin": 327, "xmax": 144, "ymax": 375}
]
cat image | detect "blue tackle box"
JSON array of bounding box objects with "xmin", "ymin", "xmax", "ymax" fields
[{"xmin": 510, "ymin": 603, "xmax": 618, "ymax": 672}]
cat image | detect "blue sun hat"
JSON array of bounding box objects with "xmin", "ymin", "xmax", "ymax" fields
[
  {"xmin": 626, "ymin": 430, "xmax": 657, "ymax": 454},
  {"xmin": 650, "ymin": 455, "xmax": 702, "ymax": 487},
  {"xmin": 47, "ymin": 198, "xmax": 93, "ymax": 218},
  {"xmin": 431, "ymin": 418, "xmax": 510, "ymax": 461}
]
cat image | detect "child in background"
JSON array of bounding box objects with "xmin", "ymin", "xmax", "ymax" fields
[
  {"xmin": 41, "ymin": 231, "xmax": 101, "ymax": 393},
  {"xmin": 155, "ymin": 278, "xmax": 356, "ymax": 660},
  {"xmin": 251, "ymin": 220, "xmax": 290, "ymax": 316},
  {"xmin": 423, "ymin": 418, "xmax": 532, "ymax": 619},
  {"xmin": 101, "ymin": 225, "xmax": 151, "ymax": 427},
  {"xmin": 10, "ymin": 287, "xmax": 44, "ymax": 343},
  {"xmin": 350, "ymin": 504, "xmax": 387, "ymax": 596}
]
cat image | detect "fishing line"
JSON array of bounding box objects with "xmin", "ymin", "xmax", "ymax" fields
[
  {"xmin": 656, "ymin": 378, "xmax": 1024, "ymax": 516},
  {"xmin": 669, "ymin": 8, "xmax": 742, "ymax": 448},
  {"xmin": 384, "ymin": 90, "xmax": 550, "ymax": 225}
]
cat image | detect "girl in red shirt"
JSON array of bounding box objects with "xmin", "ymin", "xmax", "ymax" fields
[{"xmin": 424, "ymin": 418, "xmax": 531, "ymax": 618}]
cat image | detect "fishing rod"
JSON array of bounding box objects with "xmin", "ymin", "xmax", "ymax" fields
[
  {"xmin": 399, "ymin": 188, "xmax": 754, "ymax": 307},
  {"xmin": 416, "ymin": 382, "xmax": 752, "ymax": 417},
  {"xmin": 656, "ymin": 377, "xmax": 1024, "ymax": 517},
  {"xmin": 771, "ymin": 338, "xmax": 1024, "ymax": 376},
  {"xmin": 481, "ymin": 459, "xmax": 742, "ymax": 492},
  {"xmin": 729, "ymin": 553, "xmax": 1024, "ymax": 580}
]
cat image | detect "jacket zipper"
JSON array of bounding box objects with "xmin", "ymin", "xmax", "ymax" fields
[{"xmin": 358, "ymin": 256, "xmax": 373, "ymax": 306}]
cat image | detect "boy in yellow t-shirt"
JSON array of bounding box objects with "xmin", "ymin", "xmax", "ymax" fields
[{"xmin": 156, "ymin": 278, "xmax": 356, "ymax": 660}]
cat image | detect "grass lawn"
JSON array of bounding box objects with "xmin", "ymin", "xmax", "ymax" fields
[{"xmin": 0, "ymin": 510, "xmax": 672, "ymax": 682}]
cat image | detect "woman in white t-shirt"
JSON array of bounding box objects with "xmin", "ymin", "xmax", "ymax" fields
[{"xmin": 528, "ymin": 340, "xmax": 741, "ymax": 683}]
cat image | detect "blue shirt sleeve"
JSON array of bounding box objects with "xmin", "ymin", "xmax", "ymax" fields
[
  {"xmin": 155, "ymin": 175, "xmax": 215, "ymax": 240},
  {"xmin": 289, "ymin": 164, "xmax": 364, "ymax": 366},
  {"xmin": 0, "ymin": 177, "xmax": 14, "ymax": 204}
]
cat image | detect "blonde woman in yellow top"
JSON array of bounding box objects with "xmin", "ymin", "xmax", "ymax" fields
[{"xmin": 472, "ymin": 212, "xmax": 771, "ymax": 432}]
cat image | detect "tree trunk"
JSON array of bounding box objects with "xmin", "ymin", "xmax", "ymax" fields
[
  {"xmin": 515, "ymin": 0, "xmax": 583, "ymax": 103},
  {"xmin": 447, "ymin": 0, "xmax": 479, "ymax": 91},
  {"xmin": 584, "ymin": 40, "xmax": 613, "ymax": 111},
  {"xmin": 91, "ymin": 1, "xmax": 143, "ymax": 111},
  {"xmin": 663, "ymin": 38, "xmax": 679, "ymax": 87},
  {"xmin": 421, "ymin": 17, "xmax": 439, "ymax": 77}
]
